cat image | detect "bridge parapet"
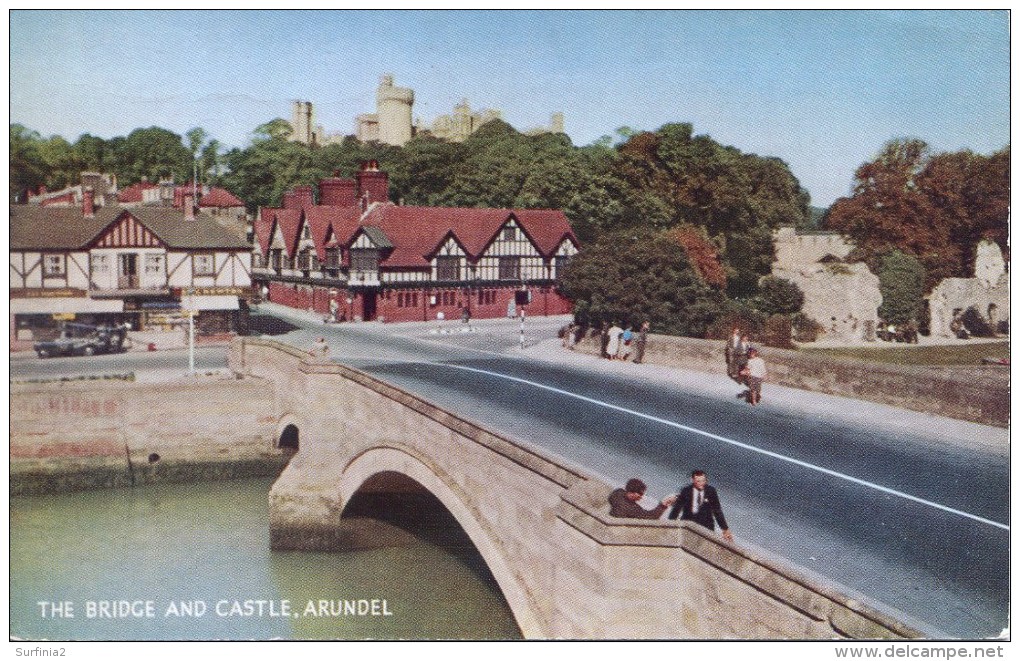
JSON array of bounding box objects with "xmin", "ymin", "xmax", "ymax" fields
[{"xmin": 230, "ymin": 337, "xmax": 932, "ymax": 639}]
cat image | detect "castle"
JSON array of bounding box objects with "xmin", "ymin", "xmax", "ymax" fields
[{"xmin": 291, "ymin": 75, "xmax": 564, "ymax": 147}]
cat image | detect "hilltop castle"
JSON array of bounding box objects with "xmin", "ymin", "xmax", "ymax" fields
[{"xmin": 290, "ymin": 75, "xmax": 564, "ymax": 147}]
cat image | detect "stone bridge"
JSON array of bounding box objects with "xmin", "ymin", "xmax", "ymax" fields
[{"xmin": 231, "ymin": 338, "xmax": 929, "ymax": 639}]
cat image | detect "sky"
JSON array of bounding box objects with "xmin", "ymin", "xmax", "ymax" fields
[{"xmin": 9, "ymin": 9, "xmax": 1010, "ymax": 207}]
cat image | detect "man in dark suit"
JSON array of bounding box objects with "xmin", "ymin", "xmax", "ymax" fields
[{"xmin": 667, "ymin": 470, "xmax": 733, "ymax": 541}]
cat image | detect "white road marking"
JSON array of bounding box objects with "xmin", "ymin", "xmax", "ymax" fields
[{"xmin": 431, "ymin": 362, "xmax": 1010, "ymax": 532}]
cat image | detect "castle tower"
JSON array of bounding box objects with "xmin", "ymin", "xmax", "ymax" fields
[
  {"xmin": 550, "ymin": 112, "xmax": 564, "ymax": 134},
  {"xmin": 291, "ymin": 101, "xmax": 316, "ymax": 145},
  {"xmin": 376, "ymin": 75, "xmax": 414, "ymax": 147}
]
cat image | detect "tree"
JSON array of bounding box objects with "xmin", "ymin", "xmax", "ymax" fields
[
  {"xmin": 116, "ymin": 127, "xmax": 193, "ymax": 184},
  {"xmin": 753, "ymin": 276, "xmax": 804, "ymax": 316},
  {"xmin": 876, "ymin": 251, "xmax": 925, "ymax": 325},
  {"xmin": 10, "ymin": 124, "xmax": 46, "ymax": 201},
  {"xmin": 560, "ymin": 228, "xmax": 726, "ymax": 337},
  {"xmin": 825, "ymin": 138, "xmax": 1008, "ymax": 290}
]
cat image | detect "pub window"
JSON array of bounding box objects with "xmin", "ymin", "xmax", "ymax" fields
[
  {"xmin": 91, "ymin": 254, "xmax": 110, "ymax": 274},
  {"xmin": 398, "ymin": 292, "xmax": 404, "ymax": 307},
  {"xmin": 145, "ymin": 254, "xmax": 165, "ymax": 275},
  {"xmin": 271, "ymin": 249, "xmax": 282, "ymax": 270},
  {"xmin": 350, "ymin": 249, "xmax": 379, "ymax": 272},
  {"xmin": 193, "ymin": 254, "xmax": 215, "ymax": 276},
  {"xmin": 411, "ymin": 292, "xmax": 418, "ymax": 307},
  {"xmin": 43, "ymin": 254, "xmax": 65, "ymax": 277},
  {"xmin": 325, "ymin": 247, "xmax": 341, "ymax": 269},
  {"xmin": 498, "ymin": 256, "xmax": 520, "ymax": 280},
  {"xmin": 554, "ymin": 255, "xmax": 571, "ymax": 279},
  {"xmin": 436, "ymin": 256, "xmax": 459, "ymax": 281}
]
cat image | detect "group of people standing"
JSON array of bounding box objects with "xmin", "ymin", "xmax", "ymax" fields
[
  {"xmin": 562, "ymin": 320, "xmax": 651, "ymax": 364},
  {"xmin": 725, "ymin": 327, "xmax": 766, "ymax": 406},
  {"xmin": 608, "ymin": 471, "xmax": 733, "ymax": 541}
]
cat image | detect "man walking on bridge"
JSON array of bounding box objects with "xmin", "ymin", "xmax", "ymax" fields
[{"xmin": 668, "ymin": 470, "xmax": 733, "ymax": 541}]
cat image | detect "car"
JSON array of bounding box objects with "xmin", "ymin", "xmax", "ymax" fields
[{"xmin": 33, "ymin": 323, "xmax": 130, "ymax": 359}]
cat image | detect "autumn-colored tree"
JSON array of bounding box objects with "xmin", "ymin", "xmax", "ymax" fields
[
  {"xmin": 826, "ymin": 138, "xmax": 1009, "ymax": 290},
  {"xmin": 668, "ymin": 225, "xmax": 727, "ymax": 289}
]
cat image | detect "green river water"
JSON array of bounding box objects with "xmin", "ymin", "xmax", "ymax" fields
[{"xmin": 10, "ymin": 477, "xmax": 521, "ymax": 640}]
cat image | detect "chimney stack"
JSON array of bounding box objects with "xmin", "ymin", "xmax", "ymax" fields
[
  {"xmin": 83, "ymin": 187, "xmax": 95, "ymax": 218},
  {"xmin": 355, "ymin": 160, "xmax": 389, "ymax": 208},
  {"xmin": 293, "ymin": 185, "xmax": 315, "ymax": 209},
  {"xmin": 318, "ymin": 171, "xmax": 357, "ymax": 207},
  {"xmin": 183, "ymin": 194, "xmax": 195, "ymax": 221}
]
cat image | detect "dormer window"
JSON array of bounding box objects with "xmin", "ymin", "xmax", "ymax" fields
[
  {"xmin": 503, "ymin": 226, "xmax": 517, "ymax": 241},
  {"xmin": 436, "ymin": 256, "xmax": 460, "ymax": 281},
  {"xmin": 302, "ymin": 224, "xmax": 311, "ymax": 239}
]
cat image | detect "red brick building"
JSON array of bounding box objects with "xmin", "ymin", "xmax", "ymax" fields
[{"xmin": 252, "ymin": 162, "xmax": 578, "ymax": 322}]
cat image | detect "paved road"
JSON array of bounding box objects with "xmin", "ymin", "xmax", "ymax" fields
[
  {"xmin": 12, "ymin": 306, "xmax": 1009, "ymax": 638},
  {"xmin": 10, "ymin": 346, "xmax": 228, "ymax": 381}
]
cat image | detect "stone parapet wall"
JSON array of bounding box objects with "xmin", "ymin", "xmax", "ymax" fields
[
  {"xmin": 233, "ymin": 338, "xmax": 932, "ymax": 639},
  {"xmin": 574, "ymin": 334, "xmax": 1008, "ymax": 427}
]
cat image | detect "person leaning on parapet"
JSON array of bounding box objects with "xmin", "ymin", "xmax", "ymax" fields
[
  {"xmin": 668, "ymin": 470, "xmax": 733, "ymax": 541},
  {"xmin": 609, "ymin": 478, "xmax": 677, "ymax": 519},
  {"xmin": 633, "ymin": 321, "xmax": 650, "ymax": 364},
  {"xmin": 599, "ymin": 322, "xmax": 611, "ymax": 358}
]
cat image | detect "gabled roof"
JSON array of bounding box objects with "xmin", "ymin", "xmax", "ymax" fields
[
  {"xmin": 116, "ymin": 181, "xmax": 158, "ymax": 203},
  {"xmin": 273, "ymin": 209, "xmax": 303, "ymax": 257},
  {"xmin": 198, "ymin": 187, "xmax": 244, "ymax": 208},
  {"xmin": 359, "ymin": 205, "xmax": 576, "ymax": 267},
  {"xmin": 254, "ymin": 207, "xmax": 276, "ymax": 255},
  {"xmin": 10, "ymin": 205, "xmax": 249, "ymax": 251},
  {"xmin": 304, "ymin": 206, "xmax": 361, "ymax": 260}
]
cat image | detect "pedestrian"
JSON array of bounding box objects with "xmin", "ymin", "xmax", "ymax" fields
[
  {"xmin": 735, "ymin": 333, "xmax": 751, "ymax": 382},
  {"xmin": 567, "ymin": 322, "xmax": 578, "ymax": 350},
  {"xmin": 633, "ymin": 321, "xmax": 650, "ymax": 363},
  {"xmin": 725, "ymin": 326, "xmax": 742, "ymax": 379},
  {"xmin": 609, "ymin": 478, "xmax": 677, "ymax": 519},
  {"xmin": 667, "ymin": 470, "xmax": 733, "ymax": 541},
  {"xmin": 740, "ymin": 347, "xmax": 766, "ymax": 405},
  {"xmin": 310, "ymin": 336, "xmax": 329, "ymax": 358},
  {"xmin": 607, "ymin": 322, "xmax": 623, "ymax": 359},
  {"xmin": 620, "ymin": 325, "xmax": 634, "ymax": 361},
  {"xmin": 599, "ymin": 322, "xmax": 610, "ymax": 358}
]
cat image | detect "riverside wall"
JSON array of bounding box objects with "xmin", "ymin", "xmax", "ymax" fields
[{"xmin": 10, "ymin": 376, "xmax": 286, "ymax": 495}]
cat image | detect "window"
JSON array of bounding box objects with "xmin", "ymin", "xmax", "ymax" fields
[
  {"xmin": 42, "ymin": 254, "xmax": 65, "ymax": 277},
  {"xmin": 498, "ymin": 256, "xmax": 520, "ymax": 280},
  {"xmin": 325, "ymin": 248, "xmax": 341, "ymax": 269},
  {"xmin": 503, "ymin": 226, "xmax": 517, "ymax": 241},
  {"xmin": 436, "ymin": 256, "xmax": 459, "ymax": 281},
  {"xmin": 193, "ymin": 254, "xmax": 215, "ymax": 276},
  {"xmin": 302, "ymin": 224, "xmax": 311, "ymax": 239},
  {"xmin": 91, "ymin": 254, "xmax": 110, "ymax": 274},
  {"xmin": 350, "ymin": 249, "xmax": 379, "ymax": 273},
  {"xmin": 145, "ymin": 254, "xmax": 165, "ymax": 275},
  {"xmin": 271, "ymin": 250, "xmax": 282, "ymax": 271},
  {"xmin": 298, "ymin": 249, "xmax": 313, "ymax": 271}
]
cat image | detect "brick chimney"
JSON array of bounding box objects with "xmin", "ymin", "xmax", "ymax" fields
[
  {"xmin": 183, "ymin": 194, "xmax": 196, "ymax": 221},
  {"xmin": 356, "ymin": 160, "xmax": 389, "ymax": 208},
  {"xmin": 293, "ymin": 185, "xmax": 315, "ymax": 209},
  {"xmin": 282, "ymin": 191, "xmax": 299, "ymax": 210},
  {"xmin": 318, "ymin": 171, "xmax": 357, "ymax": 207},
  {"xmin": 82, "ymin": 187, "xmax": 95, "ymax": 218}
]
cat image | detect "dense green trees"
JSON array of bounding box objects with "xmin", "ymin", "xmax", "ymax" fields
[
  {"xmin": 560, "ymin": 228, "xmax": 726, "ymax": 337},
  {"xmin": 876, "ymin": 251, "xmax": 926, "ymax": 325}
]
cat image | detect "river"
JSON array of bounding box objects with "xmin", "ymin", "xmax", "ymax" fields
[{"xmin": 10, "ymin": 477, "xmax": 521, "ymax": 640}]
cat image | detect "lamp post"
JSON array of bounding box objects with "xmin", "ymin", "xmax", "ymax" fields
[{"xmin": 185, "ymin": 287, "xmax": 196, "ymax": 376}]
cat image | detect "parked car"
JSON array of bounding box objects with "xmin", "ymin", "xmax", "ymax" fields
[{"xmin": 34, "ymin": 323, "xmax": 131, "ymax": 358}]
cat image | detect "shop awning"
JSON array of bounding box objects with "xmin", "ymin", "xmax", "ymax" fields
[
  {"xmin": 10, "ymin": 297, "xmax": 125, "ymax": 314},
  {"xmin": 181, "ymin": 295, "xmax": 241, "ymax": 311}
]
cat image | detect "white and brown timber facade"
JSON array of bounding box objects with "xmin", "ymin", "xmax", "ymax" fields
[
  {"xmin": 10, "ymin": 190, "xmax": 251, "ymax": 346},
  {"xmin": 253, "ymin": 162, "xmax": 579, "ymax": 322}
]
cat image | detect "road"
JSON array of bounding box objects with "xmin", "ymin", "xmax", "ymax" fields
[{"xmin": 11, "ymin": 307, "xmax": 1009, "ymax": 638}]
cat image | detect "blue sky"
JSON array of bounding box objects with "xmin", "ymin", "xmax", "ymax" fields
[{"xmin": 9, "ymin": 9, "xmax": 1010, "ymax": 206}]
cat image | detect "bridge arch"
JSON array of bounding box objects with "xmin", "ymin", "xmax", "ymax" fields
[
  {"xmin": 276, "ymin": 414, "xmax": 305, "ymax": 451},
  {"xmin": 336, "ymin": 445, "xmax": 544, "ymax": 638}
]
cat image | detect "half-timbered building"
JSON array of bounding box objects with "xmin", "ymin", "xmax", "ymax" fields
[
  {"xmin": 252, "ymin": 162, "xmax": 579, "ymax": 322},
  {"xmin": 10, "ymin": 189, "xmax": 251, "ymax": 346}
]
